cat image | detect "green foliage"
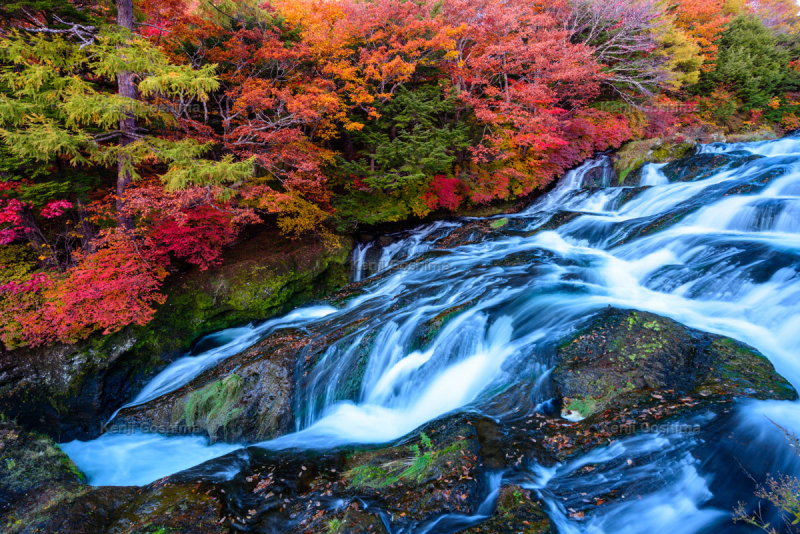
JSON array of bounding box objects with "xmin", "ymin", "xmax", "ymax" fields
[
  {"xmin": 333, "ymin": 85, "xmax": 472, "ymax": 226},
  {"xmin": 0, "ymin": 29, "xmax": 228, "ymax": 189},
  {"xmin": 0, "ymin": 244, "xmax": 37, "ymax": 285},
  {"xmin": 0, "ymin": 0, "xmax": 97, "ymax": 25},
  {"xmin": 346, "ymin": 432, "xmax": 451, "ymax": 489},
  {"xmin": 343, "ymin": 85, "xmax": 470, "ymax": 191},
  {"xmin": 695, "ymin": 16, "xmax": 795, "ymax": 109}
]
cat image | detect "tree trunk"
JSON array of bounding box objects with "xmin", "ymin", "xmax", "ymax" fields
[
  {"xmin": 17, "ymin": 205, "xmax": 54, "ymax": 268},
  {"xmin": 76, "ymin": 199, "xmax": 95, "ymax": 254},
  {"xmin": 116, "ymin": 0, "xmax": 135, "ymax": 231}
]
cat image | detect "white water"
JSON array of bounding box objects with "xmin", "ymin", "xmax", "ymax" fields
[
  {"xmin": 117, "ymin": 305, "xmax": 338, "ymax": 416},
  {"xmin": 639, "ymin": 163, "xmax": 669, "ymax": 186},
  {"xmin": 351, "ymin": 220, "xmax": 459, "ymax": 282},
  {"xmin": 60, "ymin": 431, "xmax": 242, "ymax": 486},
  {"xmin": 526, "ymin": 430, "xmax": 725, "ymax": 534},
  {"xmin": 64, "ymin": 134, "xmax": 800, "ymax": 534},
  {"xmin": 351, "ymin": 241, "xmax": 373, "ymax": 282}
]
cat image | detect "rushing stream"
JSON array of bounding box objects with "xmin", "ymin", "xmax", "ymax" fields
[{"xmin": 62, "ymin": 135, "xmax": 800, "ymax": 532}]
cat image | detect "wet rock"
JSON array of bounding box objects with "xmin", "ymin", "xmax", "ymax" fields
[
  {"xmin": 0, "ymin": 230, "xmax": 351, "ymax": 441},
  {"xmin": 611, "ymin": 186, "xmax": 650, "ymax": 209},
  {"xmin": 115, "ymin": 329, "xmax": 308, "ymax": 443},
  {"xmin": 434, "ymin": 220, "xmax": 493, "ymax": 249},
  {"xmin": 542, "ymin": 307, "xmax": 796, "ymax": 460},
  {"xmin": 661, "ymin": 152, "xmax": 761, "ymax": 183},
  {"xmin": 200, "ymin": 413, "xmax": 484, "ymax": 533},
  {"xmin": 526, "ymin": 211, "xmax": 582, "ymax": 235},
  {"xmin": 462, "ymin": 486, "xmax": 553, "ymax": 534},
  {"xmin": 580, "ymin": 162, "xmax": 615, "ymax": 189},
  {"xmin": 300, "ymin": 506, "xmax": 389, "ymax": 534},
  {"xmin": 414, "ymin": 300, "xmax": 477, "ymax": 349},
  {"xmin": 0, "ymin": 420, "xmax": 224, "ymax": 533},
  {"xmin": 340, "ymin": 417, "xmax": 481, "ymax": 521}
]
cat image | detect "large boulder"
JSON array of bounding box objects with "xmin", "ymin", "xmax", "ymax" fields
[
  {"xmin": 114, "ymin": 330, "xmax": 306, "ymax": 443},
  {"xmin": 541, "ymin": 307, "xmax": 796, "ymax": 460},
  {"xmin": 0, "ymin": 229, "xmax": 351, "ymax": 441}
]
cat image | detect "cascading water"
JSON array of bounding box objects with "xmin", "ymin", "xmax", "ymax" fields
[
  {"xmin": 350, "ymin": 220, "xmax": 460, "ymax": 282},
  {"xmin": 62, "ymin": 134, "xmax": 800, "ymax": 532}
]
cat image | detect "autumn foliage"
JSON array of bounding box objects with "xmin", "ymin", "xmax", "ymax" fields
[{"xmin": 0, "ymin": 0, "xmax": 796, "ymax": 347}]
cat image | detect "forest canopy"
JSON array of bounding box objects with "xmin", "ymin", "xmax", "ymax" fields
[{"xmin": 0, "ymin": 0, "xmax": 798, "ymax": 348}]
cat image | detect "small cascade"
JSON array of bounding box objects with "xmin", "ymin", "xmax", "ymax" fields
[
  {"xmin": 523, "ymin": 156, "xmax": 613, "ymax": 214},
  {"xmin": 698, "ymin": 134, "xmax": 800, "ymax": 157},
  {"xmin": 639, "ymin": 163, "xmax": 669, "ymax": 186},
  {"xmin": 351, "ymin": 241, "xmax": 373, "ymax": 282},
  {"xmin": 351, "ymin": 220, "xmax": 460, "ymax": 282}
]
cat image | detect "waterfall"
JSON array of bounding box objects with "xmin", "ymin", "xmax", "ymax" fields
[
  {"xmin": 351, "ymin": 220, "xmax": 461, "ymax": 283},
  {"xmin": 62, "ymin": 134, "xmax": 800, "ymax": 533},
  {"xmin": 639, "ymin": 163, "xmax": 669, "ymax": 186},
  {"xmin": 351, "ymin": 241, "xmax": 373, "ymax": 282}
]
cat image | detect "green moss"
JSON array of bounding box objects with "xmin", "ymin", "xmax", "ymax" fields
[
  {"xmin": 345, "ymin": 433, "xmax": 459, "ymax": 490},
  {"xmin": 464, "ymin": 485, "xmax": 552, "ymax": 533},
  {"xmin": 497, "ymin": 487, "xmax": 528, "ymax": 515},
  {"xmin": 125, "ymin": 235, "xmax": 353, "ymax": 366},
  {"xmin": 651, "ymin": 142, "xmax": 693, "ymax": 163},
  {"xmin": 490, "ymin": 218, "xmax": 509, "ymax": 229},
  {"xmin": 564, "ymin": 397, "xmax": 599, "ymax": 418},
  {"xmin": 711, "ymin": 338, "xmax": 796, "ymax": 400},
  {"xmin": 181, "ymin": 374, "xmax": 244, "ymax": 440}
]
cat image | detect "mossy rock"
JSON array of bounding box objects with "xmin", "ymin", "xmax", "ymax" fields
[
  {"xmin": 542, "ymin": 307, "xmax": 796, "ymax": 460},
  {"xmin": 341, "ymin": 417, "xmax": 482, "ymax": 521},
  {"xmin": 0, "ymin": 420, "xmax": 225, "ymax": 534},
  {"xmin": 115, "ymin": 329, "xmax": 307, "ymax": 443},
  {"xmin": 306, "ymin": 508, "xmax": 388, "ymax": 534},
  {"xmin": 650, "ymin": 141, "xmax": 695, "ymax": 163},
  {"xmin": 0, "ymin": 228, "xmax": 352, "ymax": 441},
  {"xmin": 661, "ymin": 152, "xmax": 762, "ymax": 183},
  {"xmin": 613, "ymin": 139, "xmax": 658, "ymax": 186},
  {"xmin": 554, "ymin": 308, "xmax": 795, "ymax": 419},
  {"xmin": 0, "ymin": 421, "xmax": 88, "ymax": 532},
  {"xmin": 613, "ymin": 138, "xmax": 697, "ymax": 187},
  {"xmin": 463, "ymin": 486, "xmax": 554, "ymax": 534}
]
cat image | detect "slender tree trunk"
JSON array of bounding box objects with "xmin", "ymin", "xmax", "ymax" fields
[
  {"xmin": 17, "ymin": 205, "xmax": 55, "ymax": 268},
  {"xmin": 116, "ymin": 0, "xmax": 135, "ymax": 231},
  {"xmin": 76, "ymin": 199, "xmax": 95, "ymax": 254}
]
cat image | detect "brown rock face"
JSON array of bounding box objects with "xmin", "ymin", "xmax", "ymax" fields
[{"xmin": 114, "ymin": 330, "xmax": 309, "ymax": 443}]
